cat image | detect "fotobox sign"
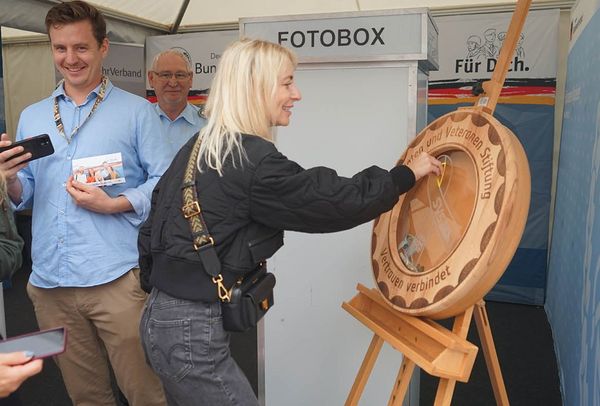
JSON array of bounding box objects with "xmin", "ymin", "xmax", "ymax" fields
[{"xmin": 241, "ymin": 9, "xmax": 438, "ymax": 68}]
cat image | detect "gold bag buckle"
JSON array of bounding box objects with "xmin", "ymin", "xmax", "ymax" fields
[
  {"xmin": 212, "ymin": 274, "xmax": 231, "ymax": 302},
  {"xmin": 182, "ymin": 201, "xmax": 201, "ymax": 218}
]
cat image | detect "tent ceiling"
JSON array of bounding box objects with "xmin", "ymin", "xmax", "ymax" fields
[
  {"xmin": 1, "ymin": 0, "xmax": 574, "ymax": 42},
  {"xmin": 179, "ymin": 0, "xmax": 573, "ymax": 30}
]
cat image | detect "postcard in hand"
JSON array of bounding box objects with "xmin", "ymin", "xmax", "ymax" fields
[{"xmin": 72, "ymin": 152, "xmax": 126, "ymax": 187}]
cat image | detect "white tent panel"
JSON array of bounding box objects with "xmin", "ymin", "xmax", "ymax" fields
[
  {"xmin": 362, "ymin": 0, "xmax": 544, "ymax": 9},
  {"xmin": 85, "ymin": 0, "xmax": 186, "ymax": 27},
  {"xmin": 180, "ymin": 0, "xmax": 357, "ymax": 27},
  {"xmin": 1, "ymin": 27, "xmax": 46, "ymax": 43},
  {"xmin": 0, "ymin": 0, "xmax": 164, "ymax": 43},
  {"xmin": 1, "ymin": 27, "xmax": 42, "ymax": 38},
  {"xmin": 179, "ymin": 0, "xmax": 571, "ymax": 29},
  {"xmin": 1, "ymin": 41, "xmax": 54, "ymax": 139}
]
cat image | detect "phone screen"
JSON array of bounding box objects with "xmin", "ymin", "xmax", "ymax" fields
[{"xmin": 0, "ymin": 327, "xmax": 66, "ymax": 359}]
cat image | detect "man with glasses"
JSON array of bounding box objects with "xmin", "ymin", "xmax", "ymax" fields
[{"xmin": 148, "ymin": 49, "xmax": 207, "ymax": 158}]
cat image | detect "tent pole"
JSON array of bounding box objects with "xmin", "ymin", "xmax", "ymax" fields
[{"xmin": 171, "ymin": 0, "xmax": 190, "ymax": 34}]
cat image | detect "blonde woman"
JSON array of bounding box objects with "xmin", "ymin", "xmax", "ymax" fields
[
  {"xmin": 138, "ymin": 39, "xmax": 441, "ymax": 405},
  {"xmin": 0, "ymin": 171, "xmax": 43, "ymax": 399}
]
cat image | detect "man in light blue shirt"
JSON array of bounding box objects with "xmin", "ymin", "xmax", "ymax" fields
[
  {"xmin": 11, "ymin": 80, "xmax": 168, "ymax": 287},
  {"xmin": 0, "ymin": 2, "xmax": 167, "ymax": 405},
  {"xmin": 148, "ymin": 49, "xmax": 206, "ymax": 158}
]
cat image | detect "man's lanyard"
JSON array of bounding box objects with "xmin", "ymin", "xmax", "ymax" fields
[{"xmin": 53, "ymin": 76, "xmax": 108, "ymax": 144}]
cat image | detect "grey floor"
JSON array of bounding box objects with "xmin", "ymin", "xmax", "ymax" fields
[{"xmin": 419, "ymin": 301, "xmax": 562, "ymax": 405}]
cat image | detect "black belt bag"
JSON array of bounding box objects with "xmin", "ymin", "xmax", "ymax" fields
[
  {"xmin": 222, "ymin": 264, "xmax": 276, "ymax": 332},
  {"xmin": 181, "ymin": 135, "xmax": 276, "ymax": 332}
]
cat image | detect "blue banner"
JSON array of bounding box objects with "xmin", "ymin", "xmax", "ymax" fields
[{"xmin": 546, "ymin": 5, "xmax": 600, "ymax": 405}]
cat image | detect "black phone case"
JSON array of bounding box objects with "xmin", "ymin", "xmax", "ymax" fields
[{"xmin": 0, "ymin": 134, "xmax": 55, "ymax": 163}]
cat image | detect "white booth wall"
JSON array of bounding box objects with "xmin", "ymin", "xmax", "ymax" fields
[{"xmin": 267, "ymin": 63, "xmax": 423, "ymax": 405}]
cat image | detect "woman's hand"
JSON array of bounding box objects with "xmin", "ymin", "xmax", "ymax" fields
[
  {"xmin": 406, "ymin": 152, "xmax": 443, "ymax": 181},
  {"xmin": 0, "ymin": 352, "xmax": 43, "ymax": 398}
]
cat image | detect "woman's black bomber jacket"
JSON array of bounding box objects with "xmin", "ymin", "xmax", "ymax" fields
[{"xmin": 138, "ymin": 133, "xmax": 415, "ymax": 302}]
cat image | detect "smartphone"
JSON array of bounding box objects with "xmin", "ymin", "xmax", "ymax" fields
[
  {"xmin": 0, "ymin": 327, "xmax": 66, "ymax": 360},
  {"xmin": 0, "ymin": 134, "xmax": 55, "ymax": 163}
]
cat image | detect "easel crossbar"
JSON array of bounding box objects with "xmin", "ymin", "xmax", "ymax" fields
[
  {"xmin": 342, "ymin": 285, "xmax": 478, "ymax": 382},
  {"xmin": 342, "ymin": 284, "xmax": 510, "ymax": 406}
]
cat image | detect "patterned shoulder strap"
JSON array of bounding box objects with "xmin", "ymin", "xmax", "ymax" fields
[{"xmin": 181, "ymin": 136, "xmax": 230, "ymax": 302}]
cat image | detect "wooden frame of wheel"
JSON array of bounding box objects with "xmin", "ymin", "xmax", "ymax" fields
[{"xmin": 371, "ymin": 108, "xmax": 531, "ymax": 319}]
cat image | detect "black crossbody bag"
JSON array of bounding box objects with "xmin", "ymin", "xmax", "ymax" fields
[{"xmin": 181, "ymin": 135, "xmax": 276, "ymax": 332}]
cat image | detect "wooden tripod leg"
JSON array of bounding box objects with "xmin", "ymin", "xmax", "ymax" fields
[
  {"xmin": 474, "ymin": 301, "xmax": 510, "ymax": 406},
  {"xmin": 433, "ymin": 306, "xmax": 475, "ymax": 406},
  {"xmin": 434, "ymin": 378, "xmax": 457, "ymax": 406},
  {"xmin": 345, "ymin": 334, "xmax": 384, "ymax": 406},
  {"xmin": 387, "ymin": 358, "xmax": 416, "ymax": 406}
]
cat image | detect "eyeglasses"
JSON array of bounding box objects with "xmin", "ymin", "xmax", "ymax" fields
[{"xmin": 153, "ymin": 71, "xmax": 191, "ymax": 81}]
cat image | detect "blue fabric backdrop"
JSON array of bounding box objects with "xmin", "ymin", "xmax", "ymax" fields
[
  {"xmin": 545, "ymin": 8, "xmax": 600, "ymax": 405},
  {"xmin": 428, "ymin": 102, "xmax": 553, "ymax": 305}
]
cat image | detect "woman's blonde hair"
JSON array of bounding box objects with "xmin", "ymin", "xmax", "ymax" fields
[{"xmin": 197, "ymin": 38, "xmax": 297, "ymax": 175}]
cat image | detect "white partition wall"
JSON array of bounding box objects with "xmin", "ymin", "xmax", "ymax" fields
[
  {"xmin": 268, "ymin": 65, "xmax": 417, "ymax": 406},
  {"xmin": 241, "ymin": 9, "xmax": 437, "ymax": 405}
]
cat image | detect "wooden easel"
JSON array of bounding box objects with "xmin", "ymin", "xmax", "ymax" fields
[{"xmin": 342, "ymin": 284, "xmax": 509, "ymax": 406}]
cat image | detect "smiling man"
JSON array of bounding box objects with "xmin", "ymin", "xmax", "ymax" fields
[
  {"xmin": 148, "ymin": 49, "xmax": 207, "ymax": 158},
  {"xmin": 0, "ymin": 1, "xmax": 169, "ymax": 405}
]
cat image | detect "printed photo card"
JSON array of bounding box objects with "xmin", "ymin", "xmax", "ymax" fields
[{"xmin": 72, "ymin": 152, "xmax": 126, "ymax": 187}]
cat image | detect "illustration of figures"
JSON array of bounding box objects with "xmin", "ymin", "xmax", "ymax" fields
[
  {"xmin": 483, "ymin": 28, "xmax": 498, "ymax": 57},
  {"xmin": 579, "ymin": 100, "xmax": 600, "ymax": 406},
  {"xmin": 515, "ymin": 33, "xmax": 525, "ymax": 59},
  {"xmin": 497, "ymin": 32, "xmax": 507, "ymax": 54},
  {"xmin": 466, "ymin": 35, "xmax": 484, "ymax": 60}
]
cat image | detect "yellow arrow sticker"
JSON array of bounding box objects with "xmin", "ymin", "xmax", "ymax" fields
[{"xmin": 436, "ymin": 161, "xmax": 447, "ymax": 188}]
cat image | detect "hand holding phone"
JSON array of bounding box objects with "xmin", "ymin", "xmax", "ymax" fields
[
  {"xmin": 0, "ymin": 352, "xmax": 44, "ymax": 397},
  {"xmin": 0, "ymin": 328, "xmax": 62, "ymax": 398},
  {"xmin": 0, "ymin": 134, "xmax": 54, "ymax": 164}
]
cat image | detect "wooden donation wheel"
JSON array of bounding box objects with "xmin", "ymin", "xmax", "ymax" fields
[{"xmin": 371, "ymin": 108, "xmax": 531, "ymax": 319}]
